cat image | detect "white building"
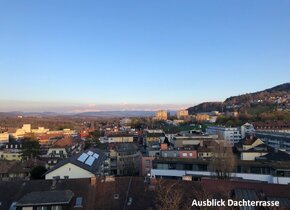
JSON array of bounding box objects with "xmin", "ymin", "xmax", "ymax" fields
[
  {"xmin": 45, "ymin": 149, "xmax": 109, "ymax": 180},
  {"xmin": 240, "ymin": 123, "xmax": 255, "ymax": 138},
  {"xmin": 206, "ymin": 126, "xmax": 242, "ymax": 145}
]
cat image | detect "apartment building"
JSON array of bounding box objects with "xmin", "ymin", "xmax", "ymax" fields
[
  {"xmin": 206, "ymin": 126, "xmax": 242, "ymax": 145},
  {"xmin": 154, "ymin": 110, "xmax": 169, "ymax": 121}
]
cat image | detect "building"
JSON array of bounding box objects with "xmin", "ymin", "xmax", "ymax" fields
[
  {"xmin": 240, "ymin": 123, "xmax": 255, "ymax": 138},
  {"xmin": 0, "ymin": 132, "xmax": 9, "ymax": 144},
  {"xmin": 195, "ymin": 114, "xmax": 210, "ymax": 122},
  {"xmin": 173, "ymin": 134, "xmax": 218, "ymax": 148},
  {"xmin": 197, "ymin": 140, "xmax": 220, "ymax": 159},
  {"xmin": 0, "ymin": 141, "xmax": 22, "ymax": 161},
  {"xmin": 1, "ymin": 177, "xmax": 290, "ymax": 210},
  {"xmin": 140, "ymin": 155, "xmax": 155, "ymax": 176},
  {"xmin": 235, "ymin": 137, "xmax": 273, "ymax": 161},
  {"xmin": 45, "ymin": 148, "xmax": 109, "ymax": 180},
  {"xmin": 12, "ymin": 124, "xmax": 32, "ymax": 138},
  {"xmin": 0, "ymin": 159, "xmax": 45, "ymax": 181},
  {"xmin": 102, "ymin": 133, "xmax": 134, "ymax": 143},
  {"xmin": 145, "ymin": 132, "xmax": 166, "ymax": 143},
  {"xmin": 110, "ymin": 143, "xmax": 140, "ymax": 176},
  {"xmin": 160, "ymin": 149, "xmax": 197, "ymax": 159},
  {"xmin": 206, "ymin": 126, "xmax": 242, "ymax": 145},
  {"xmin": 16, "ymin": 190, "xmax": 74, "ymax": 210},
  {"xmin": 154, "ymin": 110, "xmax": 169, "ymax": 121},
  {"xmin": 252, "ymin": 131, "xmax": 290, "ymax": 151},
  {"xmin": 176, "ymin": 109, "xmax": 189, "ymax": 119},
  {"xmin": 150, "ymin": 158, "xmax": 290, "ymax": 184},
  {"xmin": 31, "ymin": 127, "xmax": 50, "ymax": 134}
]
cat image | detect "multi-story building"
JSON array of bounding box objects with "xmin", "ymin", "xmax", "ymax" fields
[
  {"xmin": 110, "ymin": 143, "xmax": 140, "ymax": 176},
  {"xmin": 206, "ymin": 126, "xmax": 242, "ymax": 145},
  {"xmin": 150, "ymin": 158, "xmax": 290, "ymax": 184},
  {"xmin": 0, "ymin": 142, "xmax": 22, "ymax": 161},
  {"xmin": 195, "ymin": 114, "xmax": 210, "ymax": 122},
  {"xmin": 155, "ymin": 110, "xmax": 169, "ymax": 121},
  {"xmin": 173, "ymin": 134, "xmax": 218, "ymax": 148},
  {"xmin": 240, "ymin": 123, "xmax": 255, "ymax": 138},
  {"xmin": 176, "ymin": 109, "xmax": 189, "ymax": 119},
  {"xmin": 100, "ymin": 133, "xmax": 135, "ymax": 143},
  {"xmin": 252, "ymin": 131, "xmax": 290, "ymax": 151}
]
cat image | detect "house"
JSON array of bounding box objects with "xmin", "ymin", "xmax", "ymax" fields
[
  {"xmin": 45, "ymin": 148, "xmax": 109, "ymax": 180},
  {"xmin": 235, "ymin": 137, "xmax": 273, "ymax": 161},
  {"xmin": 0, "ymin": 177, "xmax": 157, "ymax": 210},
  {"xmin": 16, "ymin": 190, "xmax": 74, "ymax": 210},
  {"xmin": 0, "ymin": 141, "xmax": 22, "ymax": 161},
  {"xmin": 256, "ymin": 150, "xmax": 290, "ymax": 161},
  {"xmin": 0, "ymin": 159, "xmax": 45, "ymax": 181},
  {"xmin": 145, "ymin": 132, "xmax": 165, "ymax": 143},
  {"xmin": 197, "ymin": 140, "xmax": 220, "ymax": 158}
]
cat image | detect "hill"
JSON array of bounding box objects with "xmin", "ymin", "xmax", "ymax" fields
[{"xmin": 187, "ymin": 83, "xmax": 290, "ymax": 114}]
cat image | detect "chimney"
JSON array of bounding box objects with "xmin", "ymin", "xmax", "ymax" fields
[{"xmin": 90, "ymin": 176, "xmax": 97, "ymax": 186}]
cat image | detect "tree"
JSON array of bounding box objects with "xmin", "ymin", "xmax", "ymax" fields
[
  {"xmin": 30, "ymin": 166, "xmax": 47, "ymax": 179},
  {"xmin": 21, "ymin": 137, "xmax": 40, "ymax": 160},
  {"xmin": 155, "ymin": 180, "xmax": 185, "ymax": 210},
  {"xmin": 209, "ymin": 141, "xmax": 236, "ymax": 180}
]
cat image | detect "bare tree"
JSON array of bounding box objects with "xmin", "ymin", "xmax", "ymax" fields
[
  {"xmin": 209, "ymin": 141, "xmax": 236, "ymax": 180},
  {"xmin": 155, "ymin": 180, "xmax": 185, "ymax": 210}
]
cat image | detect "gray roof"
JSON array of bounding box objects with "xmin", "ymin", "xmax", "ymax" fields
[
  {"xmin": 16, "ymin": 190, "xmax": 74, "ymax": 206},
  {"xmin": 256, "ymin": 150, "xmax": 290, "ymax": 161},
  {"xmin": 45, "ymin": 147, "xmax": 107, "ymax": 175},
  {"xmin": 234, "ymin": 188, "xmax": 258, "ymax": 201}
]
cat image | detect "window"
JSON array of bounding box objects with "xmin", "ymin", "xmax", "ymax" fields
[
  {"xmin": 37, "ymin": 207, "xmax": 47, "ymax": 210},
  {"xmin": 52, "ymin": 206, "xmax": 62, "ymax": 210},
  {"xmin": 22, "ymin": 207, "xmax": 33, "ymax": 210},
  {"xmin": 74, "ymin": 197, "xmax": 83, "ymax": 207}
]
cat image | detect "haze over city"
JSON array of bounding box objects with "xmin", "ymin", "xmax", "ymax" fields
[{"xmin": 1, "ymin": 0, "xmax": 290, "ymax": 112}]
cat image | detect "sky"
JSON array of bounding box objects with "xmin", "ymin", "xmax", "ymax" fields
[{"xmin": 0, "ymin": 0, "xmax": 290, "ymax": 112}]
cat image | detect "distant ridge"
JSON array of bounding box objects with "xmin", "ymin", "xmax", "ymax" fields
[
  {"xmin": 0, "ymin": 111, "xmax": 155, "ymax": 118},
  {"xmin": 187, "ymin": 83, "xmax": 290, "ymax": 114},
  {"xmin": 74, "ymin": 111, "xmax": 155, "ymax": 117}
]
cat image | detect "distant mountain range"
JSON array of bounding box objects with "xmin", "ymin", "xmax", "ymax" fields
[
  {"xmin": 0, "ymin": 111, "xmax": 156, "ymax": 118},
  {"xmin": 187, "ymin": 83, "xmax": 290, "ymax": 114},
  {"xmin": 73, "ymin": 111, "xmax": 155, "ymax": 117}
]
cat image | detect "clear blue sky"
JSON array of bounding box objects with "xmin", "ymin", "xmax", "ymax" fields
[{"xmin": 0, "ymin": 0, "xmax": 290, "ymax": 111}]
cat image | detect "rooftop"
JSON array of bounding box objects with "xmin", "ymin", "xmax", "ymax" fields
[{"xmin": 17, "ymin": 190, "xmax": 74, "ymax": 207}]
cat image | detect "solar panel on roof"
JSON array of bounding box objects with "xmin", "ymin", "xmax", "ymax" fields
[
  {"xmin": 77, "ymin": 153, "xmax": 89, "ymax": 162},
  {"xmin": 93, "ymin": 153, "xmax": 99, "ymax": 159},
  {"xmin": 87, "ymin": 151, "xmax": 94, "ymax": 156},
  {"xmin": 85, "ymin": 156, "xmax": 96, "ymax": 166}
]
